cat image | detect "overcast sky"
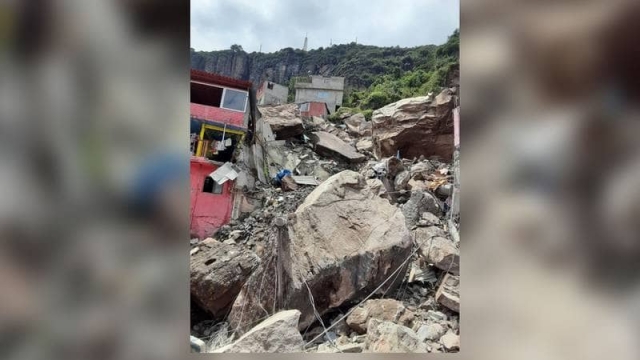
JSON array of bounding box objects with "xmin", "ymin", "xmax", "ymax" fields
[{"xmin": 191, "ymin": 0, "xmax": 459, "ymax": 53}]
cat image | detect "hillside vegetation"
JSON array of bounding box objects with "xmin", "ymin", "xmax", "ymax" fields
[{"xmin": 191, "ymin": 29, "xmax": 459, "ymax": 115}]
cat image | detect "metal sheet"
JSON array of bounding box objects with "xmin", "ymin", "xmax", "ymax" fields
[{"xmin": 209, "ymin": 162, "xmax": 240, "ymax": 184}]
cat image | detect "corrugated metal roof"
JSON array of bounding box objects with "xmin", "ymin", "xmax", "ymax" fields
[{"xmin": 190, "ymin": 69, "xmax": 252, "ymax": 90}]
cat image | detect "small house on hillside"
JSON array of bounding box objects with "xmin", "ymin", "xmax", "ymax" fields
[
  {"xmin": 256, "ymin": 80, "xmax": 288, "ymax": 106},
  {"xmin": 294, "ymin": 75, "xmax": 345, "ymax": 114},
  {"xmin": 297, "ymin": 101, "xmax": 330, "ymax": 118}
]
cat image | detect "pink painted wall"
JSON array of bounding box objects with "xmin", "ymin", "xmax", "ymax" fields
[
  {"xmin": 190, "ymin": 103, "xmax": 246, "ymax": 129},
  {"xmin": 190, "ymin": 158, "xmax": 234, "ymax": 239}
]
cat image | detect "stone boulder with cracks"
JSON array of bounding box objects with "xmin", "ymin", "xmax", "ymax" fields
[
  {"xmin": 190, "ymin": 241, "xmax": 261, "ymax": 319},
  {"xmin": 227, "ymin": 170, "xmax": 413, "ymax": 333},
  {"xmin": 372, "ymin": 88, "xmax": 455, "ymax": 161}
]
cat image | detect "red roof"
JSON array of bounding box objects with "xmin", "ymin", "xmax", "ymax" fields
[{"xmin": 190, "ymin": 69, "xmax": 252, "ymax": 91}]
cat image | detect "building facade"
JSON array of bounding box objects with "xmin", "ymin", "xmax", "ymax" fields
[
  {"xmin": 256, "ymin": 80, "xmax": 288, "ymax": 106},
  {"xmin": 294, "ymin": 75, "xmax": 345, "ymax": 114},
  {"xmin": 298, "ymin": 101, "xmax": 330, "ymax": 118},
  {"xmin": 190, "ymin": 69, "xmax": 252, "ymax": 239}
]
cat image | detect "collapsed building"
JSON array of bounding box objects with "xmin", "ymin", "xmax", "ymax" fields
[
  {"xmin": 190, "ymin": 69, "xmax": 461, "ymax": 353},
  {"xmin": 189, "ymin": 70, "xmax": 252, "ymax": 239}
]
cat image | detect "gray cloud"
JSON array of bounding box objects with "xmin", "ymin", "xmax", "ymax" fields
[{"xmin": 191, "ymin": 0, "xmax": 459, "ymax": 52}]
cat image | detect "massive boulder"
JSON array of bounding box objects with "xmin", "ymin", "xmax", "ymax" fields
[
  {"xmin": 309, "ymin": 131, "xmax": 366, "ymax": 163},
  {"xmin": 227, "ymin": 171, "xmax": 412, "ymax": 333},
  {"xmin": 211, "ymin": 310, "xmax": 304, "ymax": 353},
  {"xmin": 190, "ymin": 241, "xmax": 260, "ymax": 319},
  {"xmin": 372, "ymin": 89, "xmax": 455, "ymax": 161}
]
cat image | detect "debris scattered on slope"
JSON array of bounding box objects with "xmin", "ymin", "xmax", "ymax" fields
[{"xmin": 191, "ymin": 88, "xmax": 460, "ymax": 353}]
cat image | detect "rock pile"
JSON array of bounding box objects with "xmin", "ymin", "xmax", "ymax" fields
[{"xmin": 191, "ymin": 89, "xmax": 460, "ymax": 353}]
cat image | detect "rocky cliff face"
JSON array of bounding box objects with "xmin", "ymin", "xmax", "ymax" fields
[
  {"xmin": 191, "ymin": 48, "xmax": 328, "ymax": 89},
  {"xmin": 190, "ymin": 44, "xmax": 437, "ymax": 90}
]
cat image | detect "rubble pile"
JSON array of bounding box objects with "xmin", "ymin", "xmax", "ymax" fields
[{"xmin": 191, "ymin": 88, "xmax": 460, "ymax": 353}]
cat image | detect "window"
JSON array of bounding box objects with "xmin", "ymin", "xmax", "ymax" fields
[
  {"xmin": 203, "ymin": 176, "xmax": 223, "ymax": 194},
  {"xmin": 222, "ymin": 88, "xmax": 247, "ymax": 112},
  {"xmin": 191, "ymin": 82, "xmax": 223, "ymax": 107},
  {"xmin": 317, "ymin": 91, "xmax": 329, "ymax": 99},
  {"xmin": 300, "ymin": 103, "xmax": 309, "ymax": 112},
  {"xmin": 267, "ymin": 82, "xmax": 274, "ymax": 90}
]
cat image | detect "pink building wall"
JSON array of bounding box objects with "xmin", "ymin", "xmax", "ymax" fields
[
  {"xmin": 190, "ymin": 103, "xmax": 246, "ymax": 129},
  {"xmin": 190, "ymin": 157, "xmax": 234, "ymax": 239}
]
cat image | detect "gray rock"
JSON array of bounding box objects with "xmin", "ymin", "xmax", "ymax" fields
[
  {"xmin": 309, "ymin": 131, "xmax": 366, "ymax": 163},
  {"xmin": 365, "ymin": 319, "xmax": 428, "ymax": 353},
  {"xmin": 420, "ymin": 237, "xmax": 459, "ymax": 275},
  {"xmin": 426, "ymin": 310, "xmax": 448, "ymax": 322},
  {"xmin": 436, "ymin": 274, "xmax": 460, "ymax": 313},
  {"xmin": 416, "ymin": 323, "xmax": 447, "ymax": 341},
  {"xmin": 403, "ymin": 191, "xmax": 442, "ymax": 228},
  {"xmin": 190, "ymin": 242, "xmax": 260, "ymax": 319},
  {"xmin": 420, "ymin": 212, "xmax": 441, "ymax": 226},
  {"xmin": 410, "ymin": 161, "xmax": 435, "ymax": 180},
  {"xmin": 356, "ymin": 137, "xmax": 373, "ymax": 152},
  {"xmin": 212, "ymin": 310, "xmax": 304, "ymax": 353},
  {"xmin": 440, "ymin": 331, "xmax": 460, "ymax": 351},
  {"xmin": 394, "ymin": 170, "xmax": 411, "ymax": 190},
  {"xmin": 228, "ymin": 171, "xmax": 412, "ymax": 332},
  {"xmin": 346, "ymin": 299, "xmax": 415, "ymax": 334},
  {"xmin": 436, "ymin": 184, "xmax": 453, "ymax": 198},
  {"xmin": 317, "ymin": 342, "xmax": 365, "ymax": 353}
]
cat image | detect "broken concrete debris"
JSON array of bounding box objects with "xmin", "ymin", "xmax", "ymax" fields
[
  {"xmin": 309, "ymin": 131, "xmax": 366, "ymax": 163},
  {"xmin": 259, "ymin": 104, "xmax": 305, "ymax": 140},
  {"xmin": 191, "ymin": 86, "xmax": 460, "ymax": 353}
]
